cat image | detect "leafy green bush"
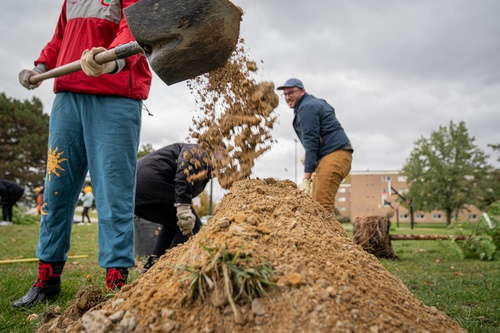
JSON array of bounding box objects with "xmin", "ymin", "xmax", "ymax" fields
[
  {"xmin": 12, "ymin": 206, "xmax": 39, "ymax": 225},
  {"xmin": 336, "ymin": 216, "xmax": 351, "ymax": 224},
  {"xmin": 484, "ymin": 201, "xmax": 500, "ymax": 250},
  {"xmin": 454, "ymin": 234, "xmax": 496, "ymax": 260},
  {"xmin": 453, "ymin": 201, "xmax": 499, "ymax": 260}
]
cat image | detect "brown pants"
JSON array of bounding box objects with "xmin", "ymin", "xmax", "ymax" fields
[{"xmin": 312, "ymin": 149, "xmax": 352, "ymax": 214}]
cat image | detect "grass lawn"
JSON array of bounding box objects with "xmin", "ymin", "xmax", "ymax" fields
[
  {"xmin": 1, "ymin": 221, "xmax": 499, "ymax": 332},
  {"xmin": 381, "ymin": 236, "xmax": 499, "ymax": 332},
  {"xmin": 0, "ymin": 222, "xmax": 142, "ymax": 333}
]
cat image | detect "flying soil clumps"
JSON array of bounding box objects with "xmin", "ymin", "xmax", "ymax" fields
[
  {"xmin": 36, "ymin": 179, "xmax": 465, "ymax": 333},
  {"xmin": 187, "ymin": 39, "xmax": 279, "ymax": 190}
]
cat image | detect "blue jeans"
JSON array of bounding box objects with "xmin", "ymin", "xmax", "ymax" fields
[{"xmin": 37, "ymin": 92, "xmax": 142, "ymax": 268}]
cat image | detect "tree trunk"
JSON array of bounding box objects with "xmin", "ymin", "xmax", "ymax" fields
[
  {"xmin": 446, "ymin": 208, "xmax": 452, "ymax": 226},
  {"xmin": 352, "ymin": 216, "xmax": 397, "ymax": 259}
]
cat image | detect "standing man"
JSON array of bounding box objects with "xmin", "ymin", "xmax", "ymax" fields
[
  {"xmin": 0, "ymin": 179, "xmax": 25, "ymax": 225},
  {"xmin": 134, "ymin": 143, "xmax": 213, "ymax": 273},
  {"xmin": 277, "ymin": 78, "xmax": 353, "ymax": 215},
  {"xmin": 13, "ymin": 0, "xmax": 152, "ymax": 308}
]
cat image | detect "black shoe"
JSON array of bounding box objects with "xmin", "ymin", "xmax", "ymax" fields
[
  {"xmin": 106, "ymin": 268, "xmax": 128, "ymax": 291},
  {"xmin": 141, "ymin": 255, "xmax": 159, "ymax": 274},
  {"xmin": 12, "ymin": 260, "xmax": 64, "ymax": 308},
  {"xmin": 12, "ymin": 283, "xmax": 61, "ymax": 308}
]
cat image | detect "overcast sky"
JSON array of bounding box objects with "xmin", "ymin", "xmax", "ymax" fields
[{"xmin": 2, "ymin": 1, "xmax": 499, "ymax": 201}]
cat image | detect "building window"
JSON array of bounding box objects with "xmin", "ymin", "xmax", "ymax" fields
[
  {"xmin": 416, "ymin": 213, "xmax": 425, "ymax": 220},
  {"xmin": 432, "ymin": 214, "xmax": 442, "ymax": 220},
  {"xmin": 338, "ymin": 206, "xmax": 346, "ymax": 212},
  {"xmin": 468, "ymin": 214, "xmax": 477, "ymax": 220},
  {"xmin": 399, "ymin": 213, "xmax": 409, "ymax": 219},
  {"xmin": 338, "ymin": 197, "xmax": 346, "ymax": 202},
  {"xmin": 397, "ymin": 176, "xmax": 406, "ymax": 182},
  {"xmin": 381, "ymin": 176, "xmax": 391, "ymax": 182},
  {"xmin": 338, "ymin": 188, "xmax": 346, "ymax": 193}
]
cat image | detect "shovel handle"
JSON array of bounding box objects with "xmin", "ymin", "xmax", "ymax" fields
[{"xmin": 29, "ymin": 42, "xmax": 144, "ymax": 84}]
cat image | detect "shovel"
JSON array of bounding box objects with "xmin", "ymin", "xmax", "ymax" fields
[{"xmin": 28, "ymin": 0, "xmax": 241, "ymax": 86}]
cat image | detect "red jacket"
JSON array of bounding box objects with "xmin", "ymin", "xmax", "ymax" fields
[{"xmin": 35, "ymin": 0, "xmax": 152, "ymax": 100}]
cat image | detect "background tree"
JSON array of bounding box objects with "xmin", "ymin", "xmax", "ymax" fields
[
  {"xmin": 193, "ymin": 189, "xmax": 216, "ymax": 217},
  {"xmin": 137, "ymin": 143, "xmax": 155, "ymax": 159},
  {"xmin": 402, "ymin": 121, "xmax": 492, "ymax": 225},
  {"xmin": 0, "ymin": 93, "xmax": 49, "ymax": 188},
  {"xmin": 480, "ymin": 143, "xmax": 500, "ymax": 210},
  {"xmin": 489, "ymin": 143, "xmax": 500, "ymax": 158}
]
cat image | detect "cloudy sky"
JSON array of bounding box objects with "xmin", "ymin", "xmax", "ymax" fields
[{"xmin": 2, "ymin": 1, "xmax": 499, "ymax": 201}]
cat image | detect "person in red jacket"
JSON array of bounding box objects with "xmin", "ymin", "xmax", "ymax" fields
[
  {"xmin": 35, "ymin": 187, "xmax": 44, "ymax": 218},
  {"xmin": 13, "ymin": 0, "xmax": 152, "ymax": 308}
]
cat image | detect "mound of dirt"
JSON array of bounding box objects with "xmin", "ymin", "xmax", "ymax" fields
[{"xmin": 37, "ymin": 179, "xmax": 465, "ymax": 333}]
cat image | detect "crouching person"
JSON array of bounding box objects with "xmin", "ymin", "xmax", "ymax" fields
[{"xmin": 135, "ymin": 143, "xmax": 214, "ymax": 273}]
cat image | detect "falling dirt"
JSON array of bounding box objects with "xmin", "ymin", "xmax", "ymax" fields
[
  {"xmin": 37, "ymin": 179, "xmax": 465, "ymax": 333},
  {"xmin": 187, "ymin": 39, "xmax": 279, "ymax": 190}
]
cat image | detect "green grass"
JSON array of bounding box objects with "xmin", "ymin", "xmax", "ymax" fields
[
  {"xmin": 381, "ymin": 239, "xmax": 499, "ymax": 332},
  {"xmin": 0, "ymin": 222, "xmax": 140, "ymax": 333},
  {"xmin": 345, "ymin": 222, "xmax": 500, "ymax": 333},
  {"xmin": 1, "ymin": 220, "xmax": 499, "ymax": 332}
]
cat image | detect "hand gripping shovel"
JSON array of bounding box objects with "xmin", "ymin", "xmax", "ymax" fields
[{"xmin": 29, "ymin": 0, "xmax": 241, "ymax": 86}]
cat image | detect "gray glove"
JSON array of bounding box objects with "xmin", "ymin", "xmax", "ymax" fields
[
  {"xmin": 80, "ymin": 47, "xmax": 117, "ymax": 77},
  {"xmin": 19, "ymin": 64, "xmax": 46, "ymax": 90},
  {"xmin": 176, "ymin": 204, "xmax": 195, "ymax": 236}
]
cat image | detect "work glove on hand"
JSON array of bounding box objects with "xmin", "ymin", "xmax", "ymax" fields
[
  {"xmin": 81, "ymin": 47, "xmax": 117, "ymax": 77},
  {"xmin": 299, "ymin": 178, "xmax": 312, "ymax": 194},
  {"xmin": 176, "ymin": 204, "xmax": 196, "ymax": 236},
  {"xmin": 18, "ymin": 64, "xmax": 46, "ymax": 90}
]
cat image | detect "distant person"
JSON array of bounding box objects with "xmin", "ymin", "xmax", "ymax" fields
[
  {"xmin": 79, "ymin": 185, "xmax": 94, "ymax": 225},
  {"xmin": 35, "ymin": 187, "xmax": 45, "ymax": 223},
  {"xmin": 35, "ymin": 187, "xmax": 44, "ymax": 215},
  {"xmin": 135, "ymin": 143, "xmax": 213, "ymax": 273},
  {"xmin": 277, "ymin": 78, "xmax": 353, "ymax": 214},
  {"xmin": 13, "ymin": 0, "xmax": 152, "ymax": 308},
  {"xmin": 0, "ymin": 179, "xmax": 25, "ymax": 226}
]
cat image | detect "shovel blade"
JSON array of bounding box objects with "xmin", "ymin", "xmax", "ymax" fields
[{"xmin": 125, "ymin": 0, "xmax": 241, "ymax": 86}]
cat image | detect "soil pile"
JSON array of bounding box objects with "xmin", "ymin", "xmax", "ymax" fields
[{"xmin": 37, "ymin": 179, "xmax": 465, "ymax": 333}]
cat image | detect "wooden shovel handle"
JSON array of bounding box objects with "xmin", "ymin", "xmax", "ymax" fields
[{"xmin": 29, "ymin": 42, "xmax": 144, "ymax": 84}]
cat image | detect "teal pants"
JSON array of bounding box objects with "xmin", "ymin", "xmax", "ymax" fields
[{"xmin": 37, "ymin": 92, "xmax": 142, "ymax": 268}]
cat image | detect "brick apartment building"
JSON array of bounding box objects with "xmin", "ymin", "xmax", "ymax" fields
[{"xmin": 335, "ymin": 170, "xmax": 482, "ymax": 224}]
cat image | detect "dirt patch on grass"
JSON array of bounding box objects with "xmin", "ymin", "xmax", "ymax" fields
[{"xmin": 37, "ymin": 178, "xmax": 465, "ymax": 333}]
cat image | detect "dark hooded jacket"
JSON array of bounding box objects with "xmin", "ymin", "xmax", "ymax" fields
[
  {"xmin": 0, "ymin": 179, "xmax": 25, "ymax": 205},
  {"xmin": 135, "ymin": 143, "xmax": 212, "ymax": 206}
]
